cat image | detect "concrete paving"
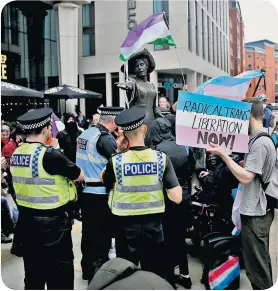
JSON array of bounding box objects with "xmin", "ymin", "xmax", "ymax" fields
[{"xmin": 1, "ymin": 212, "xmax": 277, "ymax": 290}]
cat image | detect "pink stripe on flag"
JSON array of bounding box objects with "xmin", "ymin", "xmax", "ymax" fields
[
  {"xmin": 204, "ymin": 82, "xmax": 250, "ymax": 101},
  {"xmin": 176, "ymin": 125, "xmax": 249, "ymax": 153},
  {"xmin": 209, "ymin": 256, "xmax": 239, "ymax": 283}
]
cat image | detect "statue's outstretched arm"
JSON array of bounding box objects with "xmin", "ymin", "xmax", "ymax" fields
[{"xmin": 115, "ymin": 79, "xmax": 134, "ymax": 91}]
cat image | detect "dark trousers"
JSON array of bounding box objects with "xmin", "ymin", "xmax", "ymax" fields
[
  {"xmin": 19, "ymin": 213, "xmax": 74, "ymax": 290},
  {"xmin": 115, "ymin": 216, "xmax": 164, "ymax": 278},
  {"xmin": 80, "ymin": 193, "xmax": 112, "ymax": 282},
  {"xmin": 241, "ymin": 210, "xmax": 274, "ymax": 290},
  {"xmin": 163, "ymin": 203, "xmax": 190, "ymax": 280},
  {"xmin": 1, "ymin": 196, "xmax": 14, "ymax": 235}
]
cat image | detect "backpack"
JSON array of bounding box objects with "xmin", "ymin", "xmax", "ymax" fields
[{"xmin": 252, "ymin": 132, "xmax": 278, "ymax": 209}]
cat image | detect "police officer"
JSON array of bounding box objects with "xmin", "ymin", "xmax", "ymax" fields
[
  {"xmin": 100, "ymin": 107, "xmax": 182, "ymax": 278},
  {"xmin": 76, "ymin": 106, "xmax": 124, "ymax": 283},
  {"xmin": 10, "ymin": 108, "xmax": 84, "ymax": 290}
]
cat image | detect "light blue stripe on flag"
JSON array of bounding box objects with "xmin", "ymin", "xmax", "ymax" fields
[
  {"xmin": 211, "ymin": 262, "xmax": 240, "ymax": 290},
  {"xmin": 195, "ymin": 70, "xmax": 264, "ymax": 94},
  {"xmin": 177, "ymin": 92, "xmax": 252, "ymax": 120}
]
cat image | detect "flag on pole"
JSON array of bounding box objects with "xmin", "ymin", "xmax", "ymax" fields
[
  {"xmin": 119, "ymin": 12, "xmax": 176, "ymax": 62},
  {"xmin": 194, "ymin": 70, "xmax": 264, "ymax": 101}
]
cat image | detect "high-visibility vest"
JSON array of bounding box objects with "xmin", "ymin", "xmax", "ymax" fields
[
  {"xmin": 76, "ymin": 127, "xmax": 109, "ymax": 194},
  {"xmin": 110, "ymin": 149, "xmax": 166, "ymax": 216},
  {"xmin": 10, "ymin": 143, "xmax": 76, "ymax": 210}
]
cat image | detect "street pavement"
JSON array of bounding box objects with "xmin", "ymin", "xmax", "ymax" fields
[{"xmin": 1, "ymin": 212, "xmax": 277, "ymax": 290}]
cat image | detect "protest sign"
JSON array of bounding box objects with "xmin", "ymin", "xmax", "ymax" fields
[{"xmin": 176, "ymin": 91, "xmax": 252, "ymax": 153}]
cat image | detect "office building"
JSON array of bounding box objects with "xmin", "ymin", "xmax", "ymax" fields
[
  {"xmin": 245, "ymin": 39, "xmax": 277, "ymax": 103},
  {"xmin": 78, "ymin": 0, "xmax": 230, "ymax": 117}
]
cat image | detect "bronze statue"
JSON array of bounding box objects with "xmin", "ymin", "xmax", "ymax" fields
[{"xmin": 116, "ymin": 48, "xmax": 163, "ymax": 134}]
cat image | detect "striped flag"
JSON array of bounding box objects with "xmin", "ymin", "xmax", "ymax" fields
[
  {"xmin": 119, "ymin": 12, "xmax": 176, "ymax": 62},
  {"xmin": 195, "ymin": 70, "xmax": 264, "ymax": 101}
]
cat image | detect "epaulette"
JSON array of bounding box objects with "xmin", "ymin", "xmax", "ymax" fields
[
  {"xmin": 111, "ymin": 152, "xmax": 122, "ymax": 158},
  {"xmin": 99, "ymin": 130, "xmax": 110, "ymax": 137},
  {"xmin": 155, "ymin": 149, "xmax": 166, "ymax": 155},
  {"xmin": 45, "ymin": 146, "xmax": 55, "ymax": 154}
]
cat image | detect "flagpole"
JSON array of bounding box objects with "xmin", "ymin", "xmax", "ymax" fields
[
  {"xmin": 163, "ymin": 11, "xmax": 186, "ymax": 86},
  {"xmin": 124, "ymin": 61, "xmax": 129, "ymax": 109},
  {"xmin": 174, "ymin": 48, "xmax": 186, "ymax": 85}
]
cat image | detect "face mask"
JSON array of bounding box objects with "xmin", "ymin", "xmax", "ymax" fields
[{"xmin": 263, "ymin": 104, "xmax": 266, "ymax": 109}]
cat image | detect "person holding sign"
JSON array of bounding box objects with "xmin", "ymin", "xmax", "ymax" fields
[{"xmin": 207, "ymin": 98, "xmax": 276, "ymax": 290}]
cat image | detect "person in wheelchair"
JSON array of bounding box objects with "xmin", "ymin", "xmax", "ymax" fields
[{"xmin": 197, "ymin": 153, "xmax": 242, "ymax": 233}]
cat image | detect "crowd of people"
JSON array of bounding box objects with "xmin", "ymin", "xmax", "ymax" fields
[{"xmin": 1, "ymin": 92, "xmax": 278, "ymax": 290}]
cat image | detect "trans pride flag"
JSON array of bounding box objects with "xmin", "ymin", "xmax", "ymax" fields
[
  {"xmin": 195, "ymin": 70, "xmax": 264, "ymax": 101},
  {"xmin": 208, "ymin": 256, "xmax": 240, "ymax": 290}
]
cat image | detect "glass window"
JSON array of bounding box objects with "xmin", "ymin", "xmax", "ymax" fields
[
  {"xmin": 111, "ymin": 73, "xmax": 120, "ymax": 106},
  {"xmin": 188, "ymin": 0, "xmax": 192, "ymax": 51},
  {"xmin": 248, "ymin": 64, "xmax": 252, "ymax": 70},
  {"xmin": 10, "ymin": 7, "xmax": 19, "ymax": 45},
  {"xmin": 248, "ymin": 55, "xmax": 252, "ymax": 59},
  {"xmin": 82, "ymin": 4, "xmax": 90, "ymax": 27},
  {"xmin": 83, "ymin": 33, "xmax": 91, "ymax": 56},
  {"xmin": 195, "ymin": 0, "xmax": 199, "ymax": 55},
  {"xmin": 216, "ymin": 27, "xmax": 219, "ymax": 67},
  {"xmin": 207, "ymin": 16, "xmax": 210, "ymax": 63},
  {"xmin": 220, "ymin": 32, "xmax": 222, "ymax": 69},
  {"xmin": 153, "ymin": 0, "xmax": 169, "ymax": 50},
  {"xmin": 50, "ymin": 10, "xmax": 57, "ymax": 41},
  {"xmin": 212, "ymin": 22, "xmax": 215, "ymax": 65},
  {"xmin": 82, "ymin": 3, "xmax": 95, "ymax": 56},
  {"xmin": 202, "ymin": 9, "xmax": 205, "ymax": 59}
]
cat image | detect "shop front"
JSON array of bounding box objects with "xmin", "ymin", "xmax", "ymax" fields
[
  {"xmin": 157, "ymin": 73, "xmax": 186, "ymax": 105},
  {"xmin": 1, "ymin": 1, "xmax": 59, "ymax": 121}
]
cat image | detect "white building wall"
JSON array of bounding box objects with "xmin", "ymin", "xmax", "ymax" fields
[{"xmin": 78, "ymin": 0, "xmax": 230, "ymax": 107}]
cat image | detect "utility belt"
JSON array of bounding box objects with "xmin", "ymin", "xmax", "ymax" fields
[
  {"xmin": 18, "ymin": 204, "xmax": 69, "ymax": 218},
  {"xmin": 85, "ymin": 182, "xmax": 105, "ymax": 187}
]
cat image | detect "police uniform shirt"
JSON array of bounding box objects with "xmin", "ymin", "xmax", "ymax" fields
[
  {"xmin": 96, "ymin": 124, "xmax": 117, "ymax": 160},
  {"xmin": 102, "ymin": 146, "xmax": 179, "ymax": 194}
]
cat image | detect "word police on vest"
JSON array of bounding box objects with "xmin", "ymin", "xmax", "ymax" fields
[
  {"xmin": 124, "ymin": 162, "xmax": 158, "ymax": 176},
  {"xmin": 77, "ymin": 138, "xmax": 88, "ymax": 150},
  {"xmin": 10, "ymin": 154, "xmax": 31, "ymax": 167}
]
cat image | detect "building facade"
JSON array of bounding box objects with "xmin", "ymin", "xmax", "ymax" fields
[
  {"xmin": 78, "ymin": 0, "xmax": 230, "ymax": 117},
  {"xmin": 1, "ymin": 0, "xmax": 89, "ymax": 120},
  {"xmin": 245, "ymin": 39, "xmax": 277, "ymax": 103},
  {"xmin": 229, "ymin": 0, "xmax": 245, "ymax": 76},
  {"xmin": 275, "ymin": 45, "xmax": 278, "ymax": 102}
]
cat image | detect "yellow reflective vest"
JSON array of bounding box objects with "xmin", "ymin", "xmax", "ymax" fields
[
  {"xmin": 110, "ymin": 149, "xmax": 166, "ymax": 216},
  {"xmin": 10, "ymin": 143, "xmax": 76, "ymax": 210}
]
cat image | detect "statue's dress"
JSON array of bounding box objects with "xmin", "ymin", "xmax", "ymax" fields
[{"xmin": 127, "ymin": 77, "xmax": 157, "ymax": 128}]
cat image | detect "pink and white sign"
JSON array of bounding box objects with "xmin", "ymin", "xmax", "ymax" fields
[{"xmin": 176, "ymin": 92, "xmax": 252, "ymax": 153}]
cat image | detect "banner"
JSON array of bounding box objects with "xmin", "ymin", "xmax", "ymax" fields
[{"xmin": 176, "ymin": 92, "xmax": 252, "ymax": 153}]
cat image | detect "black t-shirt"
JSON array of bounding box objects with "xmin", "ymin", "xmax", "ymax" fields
[
  {"xmin": 43, "ymin": 147, "xmax": 81, "ymax": 180},
  {"xmin": 102, "ymin": 146, "xmax": 179, "ymax": 192},
  {"xmin": 96, "ymin": 124, "xmax": 117, "ymax": 160}
]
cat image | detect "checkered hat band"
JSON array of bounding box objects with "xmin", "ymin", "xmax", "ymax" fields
[
  {"xmin": 101, "ymin": 111, "xmax": 121, "ymax": 116},
  {"xmin": 121, "ymin": 119, "xmax": 144, "ymax": 131},
  {"xmin": 21, "ymin": 117, "xmax": 51, "ymax": 130}
]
